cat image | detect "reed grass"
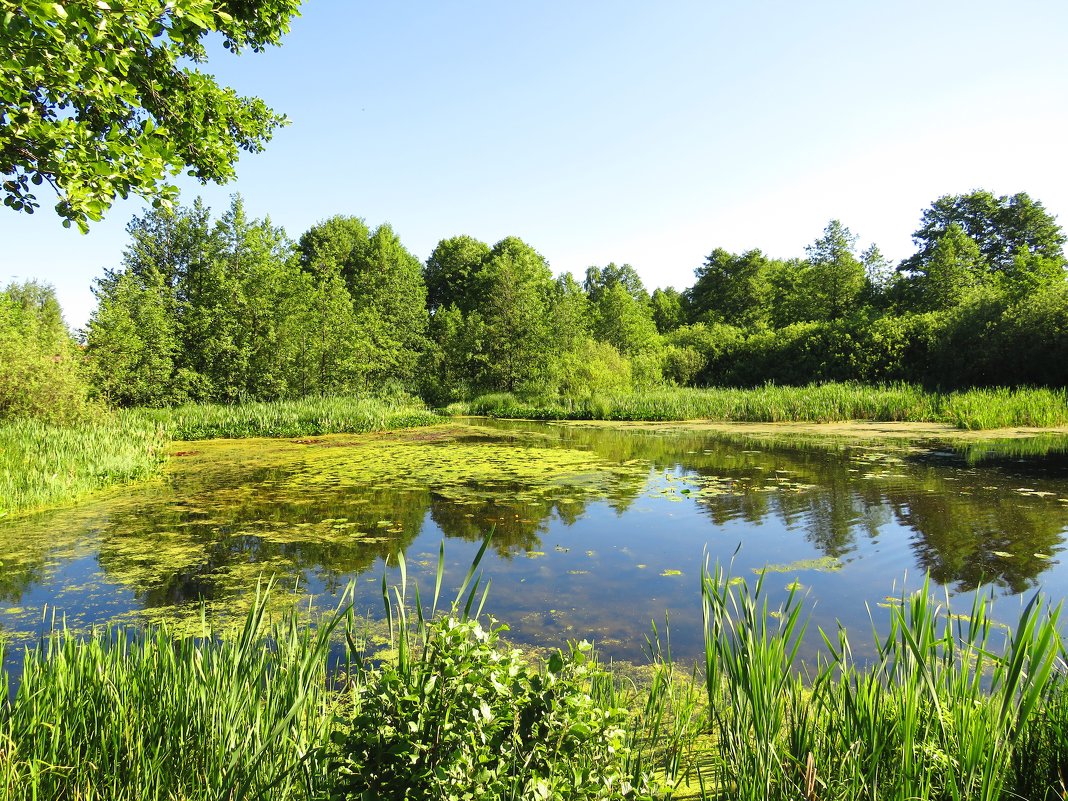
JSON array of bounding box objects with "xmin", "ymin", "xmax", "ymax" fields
[
  {"xmin": 0, "ymin": 396, "xmax": 440, "ymax": 517},
  {"xmin": 0, "ymin": 582, "xmax": 346, "ymax": 801},
  {"xmin": 696, "ymin": 559, "xmax": 1068, "ymax": 800},
  {"xmin": 2, "ymin": 539, "xmax": 1067, "ymax": 799},
  {"xmin": 0, "ymin": 415, "xmax": 167, "ymax": 517},
  {"xmin": 133, "ymin": 395, "xmax": 441, "ymax": 440},
  {"xmin": 458, "ymin": 382, "xmax": 1068, "ymax": 430}
]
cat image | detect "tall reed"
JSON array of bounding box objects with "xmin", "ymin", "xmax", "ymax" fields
[
  {"xmin": 0, "ymin": 581, "xmax": 349, "ymax": 800},
  {"xmin": 698, "ymin": 561, "xmax": 1067, "ymax": 800},
  {"xmin": 133, "ymin": 394, "xmax": 441, "ymax": 440},
  {"xmin": 460, "ymin": 382, "xmax": 1068, "ymax": 430},
  {"xmin": 0, "ymin": 414, "xmax": 167, "ymax": 517}
]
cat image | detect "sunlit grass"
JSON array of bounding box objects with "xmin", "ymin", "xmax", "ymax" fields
[
  {"xmin": 458, "ymin": 382, "xmax": 1068, "ymax": 430},
  {"xmin": 1, "ymin": 540, "xmax": 1066, "ymax": 800},
  {"xmin": 0, "ymin": 415, "xmax": 167, "ymax": 518},
  {"xmin": 133, "ymin": 395, "xmax": 442, "ymax": 440}
]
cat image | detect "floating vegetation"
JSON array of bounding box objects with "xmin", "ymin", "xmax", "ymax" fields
[
  {"xmin": 660, "ymin": 569, "xmax": 683, "ymax": 577},
  {"xmin": 757, "ymin": 555, "xmax": 844, "ymax": 573}
]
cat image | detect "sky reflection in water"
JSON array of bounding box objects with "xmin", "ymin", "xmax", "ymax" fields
[{"xmin": 2, "ymin": 419, "xmax": 1067, "ymax": 665}]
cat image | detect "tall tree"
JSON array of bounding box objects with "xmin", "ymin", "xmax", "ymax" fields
[
  {"xmin": 900, "ymin": 190, "xmax": 1066, "ymax": 292},
  {"xmin": 687, "ymin": 248, "xmax": 772, "ymax": 329},
  {"xmin": 1, "ymin": 0, "xmax": 300, "ymax": 230},
  {"xmin": 803, "ymin": 220, "xmax": 866, "ymax": 321},
  {"xmin": 476, "ymin": 237, "xmax": 554, "ymax": 393},
  {"xmin": 424, "ymin": 235, "xmax": 491, "ymax": 315},
  {"xmin": 1, "ymin": 281, "xmax": 92, "ymax": 422},
  {"xmin": 348, "ymin": 223, "xmax": 428, "ymax": 389},
  {"xmin": 650, "ymin": 287, "xmax": 685, "ymax": 333},
  {"xmin": 583, "ymin": 263, "xmax": 649, "ymax": 306},
  {"xmin": 921, "ymin": 224, "xmax": 984, "ymax": 311}
]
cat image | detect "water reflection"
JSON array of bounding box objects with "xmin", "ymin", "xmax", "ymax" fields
[{"xmin": 1, "ymin": 420, "xmax": 1067, "ymax": 663}]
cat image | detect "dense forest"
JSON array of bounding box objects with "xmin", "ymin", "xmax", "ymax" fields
[{"xmin": 2, "ymin": 189, "xmax": 1066, "ymax": 420}]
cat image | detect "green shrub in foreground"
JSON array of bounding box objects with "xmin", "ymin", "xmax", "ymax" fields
[{"xmin": 332, "ymin": 619, "xmax": 645, "ymax": 801}]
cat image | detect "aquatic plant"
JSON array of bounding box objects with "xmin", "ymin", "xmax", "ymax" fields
[
  {"xmin": 696, "ymin": 559, "xmax": 1068, "ymax": 800},
  {"xmin": 0, "ymin": 581, "xmax": 345, "ymax": 801},
  {"xmin": 0, "ymin": 415, "xmax": 166, "ymax": 517},
  {"xmin": 0, "ymin": 396, "xmax": 440, "ymax": 518},
  {"xmin": 330, "ymin": 540, "xmax": 657, "ymax": 800},
  {"xmin": 459, "ymin": 382, "xmax": 1068, "ymax": 430},
  {"xmin": 133, "ymin": 394, "xmax": 441, "ymax": 440}
]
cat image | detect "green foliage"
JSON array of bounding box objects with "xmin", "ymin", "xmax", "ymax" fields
[
  {"xmin": 0, "ymin": 584, "xmax": 341, "ymax": 800},
  {"xmin": 699, "ymin": 564, "xmax": 1066, "ymax": 800},
  {"xmin": 0, "ymin": 281, "xmax": 96, "ymax": 424},
  {"xmin": 0, "ymin": 0, "xmax": 300, "ymax": 230},
  {"xmin": 650, "ymin": 287, "xmax": 685, "ymax": 334},
  {"xmin": 333, "ymin": 619, "xmax": 644, "ymax": 800},
  {"xmin": 0, "ymin": 413, "xmax": 167, "ymax": 517},
  {"xmin": 424, "ymin": 234, "xmax": 492, "ymax": 315},
  {"xmin": 902, "ymin": 190, "xmax": 1066, "ymax": 282},
  {"xmin": 133, "ymin": 395, "xmax": 441, "ymax": 440},
  {"xmin": 461, "ymin": 382, "xmax": 1068, "ymax": 429},
  {"xmin": 802, "ymin": 220, "xmax": 866, "ymax": 321},
  {"xmin": 475, "ymin": 237, "xmax": 556, "ymax": 393},
  {"xmin": 556, "ymin": 338, "xmax": 633, "ymax": 400},
  {"xmin": 687, "ymin": 248, "xmax": 772, "ymax": 329}
]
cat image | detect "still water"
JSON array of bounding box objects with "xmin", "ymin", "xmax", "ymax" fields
[{"xmin": 2, "ymin": 419, "xmax": 1068, "ymax": 665}]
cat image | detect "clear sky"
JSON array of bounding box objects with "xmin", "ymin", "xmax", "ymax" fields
[{"xmin": 3, "ymin": 0, "xmax": 1067, "ymax": 330}]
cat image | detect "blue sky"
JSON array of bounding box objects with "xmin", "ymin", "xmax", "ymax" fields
[{"xmin": 4, "ymin": 0, "xmax": 1068, "ymax": 329}]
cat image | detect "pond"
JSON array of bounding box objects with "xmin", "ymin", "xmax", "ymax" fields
[{"xmin": 2, "ymin": 418, "xmax": 1068, "ymax": 666}]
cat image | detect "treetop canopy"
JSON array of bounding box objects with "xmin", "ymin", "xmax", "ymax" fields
[{"xmin": 0, "ymin": 0, "xmax": 301, "ymax": 231}]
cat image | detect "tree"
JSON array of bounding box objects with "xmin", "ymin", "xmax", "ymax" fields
[
  {"xmin": 424, "ymin": 235, "xmax": 491, "ymax": 315},
  {"xmin": 475, "ymin": 237, "xmax": 554, "ymax": 393},
  {"xmin": 687, "ymin": 248, "xmax": 772, "ymax": 329},
  {"xmin": 803, "ymin": 220, "xmax": 866, "ymax": 321},
  {"xmin": 348, "ymin": 223, "xmax": 428, "ymax": 389},
  {"xmin": 0, "ymin": 0, "xmax": 300, "ymax": 230},
  {"xmin": 1, "ymin": 281, "xmax": 94, "ymax": 422},
  {"xmin": 921, "ymin": 224, "xmax": 983, "ymax": 311},
  {"xmin": 650, "ymin": 287, "xmax": 685, "ymax": 333},
  {"xmin": 583, "ymin": 263, "xmax": 649, "ymax": 306},
  {"xmin": 900, "ymin": 190, "xmax": 1066, "ymax": 291}
]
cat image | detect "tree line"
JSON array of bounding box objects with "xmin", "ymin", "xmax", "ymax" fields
[{"xmin": 2, "ymin": 188, "xmax": 1065, "ymax": 421}]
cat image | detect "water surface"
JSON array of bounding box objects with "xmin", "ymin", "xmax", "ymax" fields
[{"xmin": 2, "ymin": 419, "xmax": 1067, "ymax": 664}]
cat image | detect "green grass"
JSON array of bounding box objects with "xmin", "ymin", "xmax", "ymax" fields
[
  {"xmin": 0, "ymin": 582, "xmax": 343, "ymax": 801},
  {"xmin": 0, "ymin": 415, "xmax": 167, "ymax": 518},
  {"xmin": 2, "ymin": 538, "xmax": 1066, "ymax": 800},
  {"xmin": 133, "ymin": 395, "xmax": 442, "ymax": 440},
  {"xmin": 0, "ymin": 396, "xmax": 441, "ymax": 517},
  {"xmin": 456, "ymin": 382, "xmax": 1068, "ymax": 429},
  {"xmin": 689, "ymin": 560, "xmax": 1068, "ymax": 801}
]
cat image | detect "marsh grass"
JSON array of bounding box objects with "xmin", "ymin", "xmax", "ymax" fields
[
  {"xmin": 134, "ymin": 394, "xmax": 441, "ymax": 440},
  {"xmin": 0, "ymin": 396, "xmax": 439, "ymax": 517},
  {"xmin": 2, "ymin": 538, "xmax": 1067, "ymax": 800},
  {"xmin": 459, "ymin": 383, "xmax": 1068, "ymax": 430},
  {"xmin": 0, "ymin": 582, "xmax": 347, "ymax": 801},
  {"xmin": 696, "ymin": 558, "xmax": 1068, "ymax": 800},
  {"xmin": 0, "ymin": 415, "xmax": 166, "ymax": 517}
]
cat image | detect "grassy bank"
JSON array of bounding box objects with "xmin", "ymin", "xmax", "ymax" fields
[
  {"xmin": 455, "ymin": 383, "xmax": 1068, "ymax": 429},
  {"xmin": 133, "ymin": 395, "xmax": 442, "ymax": 440},
  {"xmin": 2, "ymin": 542, "xmax": 1066, "ymax": 800},
  {"xmin": 0, "ymin": 396, "xmax": 441, "ymax": 518},
  {"xmin": 0, "ymin": 415, "xmax": 167, "ymax": 518}
]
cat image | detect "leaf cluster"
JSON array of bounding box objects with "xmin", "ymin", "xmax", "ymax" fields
[{"xmin": 0, "ymin": 0, "xmax": 299, "ymax": 230}]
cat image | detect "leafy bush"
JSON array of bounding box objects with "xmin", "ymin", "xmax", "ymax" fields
[{"xmin": 331, "ymin": 619, "xmax": 646, "ymax": 800}]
